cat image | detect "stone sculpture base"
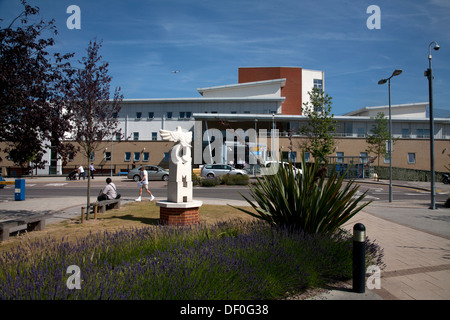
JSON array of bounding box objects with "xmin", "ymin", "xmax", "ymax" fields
[{"xmin": 156, "ymin": 200, "xmax": 202, "ymax": 226}]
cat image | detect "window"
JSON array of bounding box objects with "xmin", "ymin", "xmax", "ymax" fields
[
  {"xmin": 166, "ymin": 112, "xmax": 172, "ymax": 119},
  {"xmin": 133, "ymin": 132, "xmax": 139, "ymax": 140},
  {"xmin": 408, "ymin": 153, "xmax": 416, "ymax": 164},
  {"xmin": 105, "ymin": 152, "xmax": 111, "ymax": 161},
  {"xmin": 384, "ymin": 153, "xmax": 390, "ymax": 164},
  {"xmin": 124, "ymin": 152, "xmax": 131, "ymax": 162},
  {"xmin": 112, "ymin": 112, "xmax": 118, "ymax": 118},
  {"xmin": 115, "ymin": 133, "xmax": 121, "ymax": 141},
  {"xmin": 357, "ymin": 128, "xmax": 365, "ymax": 137},
  {"xmin": 163, "ymin": 152, "xmax": 170, "ymax": 162},
  {"xmin": 134, "ymin": 152, "xmax": 140, "ymax": 162},
  {"xmin": 360, "ymin": 152, "xmax": 368, "ymax": 164},
  {"xmin": 336, "ymin": 152, "xmax": 344, "ymax": 164},
  {"xmin": 179, "ymin": 112, "xmax": 185, "ymax": 119},
  {"xmin": 90, "ymin": 152, "xmax": 95, "ymax": 162},
  {"xmin": 401, "ymin": 129, "xmax": 410, "ymax": 138},
  {"xmin": 148, "ymin": 112, "xmax": 154, "ymax": 119},
  {"xmin": 136, "ymin": 112, "xmax": 142, "ymax": 120},
  {"xmin": 186, "ymin": 112, "xmax": 192, "ymax": 119},
  {"xmin": 143, "ymin": 152, "xmax": 149, "ymax": 162},
  {"xmin": 152, "ymin": 132, "xmax": 157, "ymax": 141},
  {"xmin": 417, "ymin": 129, "xmax": 430, "ymax": 138},
  {"xmin": 304, "ymin": 152, "xmax": 310, "ymax": 162},
  {"xmin": 313, "ymin": 79, "xmax": 323, "ymax": 91}
]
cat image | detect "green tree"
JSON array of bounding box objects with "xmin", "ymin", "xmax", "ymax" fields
[
  {"xmin": 300, "ymin": 88, "xmax": 337, "ymax": 164},
  {"xmin": 365, "ymin": 112, "xmax": 396, "ymax": 175},
  {"xmin": 66, "ymin": 40, "xmax": 123, "ymax": 220}
]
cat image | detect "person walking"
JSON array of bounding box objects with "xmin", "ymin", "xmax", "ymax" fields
[
  {"xmin": 136, "ymin": 166, "xmax": 155, "ymax": 201},
  {"xmin": 90, "ymin": 163, "xmax": 95, "ymax": 179},
  {"xmin": 78, "ymin": 165, "xmax": 85, "ymax": 180}
]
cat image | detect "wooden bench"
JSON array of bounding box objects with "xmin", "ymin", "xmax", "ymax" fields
[
  {"xmin": 81, "ymin": 199, "xmax": 121, "ymax": 222},
  {"xmin": 0, "ymin": 214, "xmax": 51, "ymax": 241}
]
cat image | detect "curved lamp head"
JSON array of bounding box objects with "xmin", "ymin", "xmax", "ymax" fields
[
  {"xmin": 429, "ymin": 41, "xmax": 440, "ymax": 59},
  {"xmin": 392, "ymin": 69, "xmax": 403, "ymax": 77},
  {"xmin": 378, "ymin": 79, "xmax": 387, "ymax": 85}
]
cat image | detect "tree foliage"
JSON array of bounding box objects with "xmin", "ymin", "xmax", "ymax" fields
[
  {"xmin": 300, "ymin": 88, "xmax": 337, "ymax": 164},
  {"xmin": 0, "ymin": 0, "xmax": 75, "ymax": 169},
  {"xmin": 66, "ymin": 40, "xmax": 123, "ymax": 218},
  {"xmin": 365, "ymin": 112, "xmax": 393, "ymax": 169}
]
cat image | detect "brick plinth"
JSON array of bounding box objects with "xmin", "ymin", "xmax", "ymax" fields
[{"xmin": 159, "ymin": 206, "xmax": 200, "ymax": 226}]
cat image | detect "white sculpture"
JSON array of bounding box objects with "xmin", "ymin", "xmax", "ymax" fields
[{"xmin": 160, "ymin": 127, "xmax": 193, "ymax": 203}]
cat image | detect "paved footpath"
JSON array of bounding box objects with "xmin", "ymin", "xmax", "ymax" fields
[{"xmin": 0, "ymin": 177, "xmax": 449, "ymax": 300}]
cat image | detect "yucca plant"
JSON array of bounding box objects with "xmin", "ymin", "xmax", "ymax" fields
[{"xmin": 233, "ymin": 152, "xmax": 371, "ymax": 234}]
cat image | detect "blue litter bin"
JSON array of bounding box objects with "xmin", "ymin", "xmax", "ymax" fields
[{"xmin": 15, "ymin": 179, "xmax": 25, "ymax": 201}]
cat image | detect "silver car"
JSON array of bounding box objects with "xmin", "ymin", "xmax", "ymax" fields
[
  {"xmin": 200, "ymin": 164, "xmax": 247, "ymax": 178},
  {"xmin": 127, "ymin": 165, "xmax": 169, "ymax": 182}
]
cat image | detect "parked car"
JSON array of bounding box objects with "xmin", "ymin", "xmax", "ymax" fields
[
  {"xmin": 127, "ymin": 165, "xmax": 169, "ymax": 182},
  {"xmin": 261, "ymin": 161, "xmax": 302, "ymax": 176},
  {"xmin": 200, "ymin": 164, "xmax": 247, "ymax": 178}
]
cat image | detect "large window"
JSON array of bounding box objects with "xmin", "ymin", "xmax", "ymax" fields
[
  {"xmin": 133, "ymin": 132, "xmax": 139, "ymax": 140},
  {"xmin": 134, "ymin": 152, "xmax": 140, "ymax": 162},
  {"xmin": 143, "ymin": 152, "xmax": 150, "ymax": 162},
  {"xmin": 152, "ymin": 132, "xmax": 157, "ymax": 141},
  {"xmin": 124, "ymin": 152, "xmax": 131, "ymax": 162},
  {"xmin": 408, "ymin": 153, "xmax": 416, "ymax": 164}
]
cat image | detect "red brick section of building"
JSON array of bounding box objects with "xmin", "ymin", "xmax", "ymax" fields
[{"xmin": 238, "ymin": 67, "xmax": 303, "ymax": 115}]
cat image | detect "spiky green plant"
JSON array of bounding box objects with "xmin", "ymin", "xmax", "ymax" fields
[{"xmin": 233, "ymin": 153, "xmax": 371, "ymax": 234}]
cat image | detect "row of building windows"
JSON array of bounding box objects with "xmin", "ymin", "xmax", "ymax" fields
[{"xmin": 135, "ymin": 111, "xmax": 193, "ymax": 120}]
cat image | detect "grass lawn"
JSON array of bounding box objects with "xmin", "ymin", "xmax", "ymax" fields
[{"xmin": 0, "ymin": 200, "xmax": 255, "ymax": 253}]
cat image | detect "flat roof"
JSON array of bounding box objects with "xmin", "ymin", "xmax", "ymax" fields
[{"xmin": 197, "ymin": 78, "xmax": 286, "ymax": 95}]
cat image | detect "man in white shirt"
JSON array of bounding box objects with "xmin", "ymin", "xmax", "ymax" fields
[
  {"xmin": 136, "ymin": 166, "xmax": 155, "ymax": 201},
  {"xmin": 78, "ymin": 165, "xmax": 85, "ymax": 180},
  {"xmin": 98, "ymin": 178, "xmax": 118, "ymax": 201}
]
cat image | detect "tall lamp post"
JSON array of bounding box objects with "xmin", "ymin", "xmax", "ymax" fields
[
  {"xmin": 378, "ymin": 69, "xmax": 402, "ymax": 203},
  {"xmin": 425, "ymin": 41, "xmax": 440, "ymax": 210}
]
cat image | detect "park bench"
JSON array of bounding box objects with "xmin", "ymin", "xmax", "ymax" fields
[
  {"xmin": 0, "ymin": 214, "xmax": 51, "ymax": 241},
  {"xmin": 81, "ymin": 199, "xmax": 121, "ymax": 222}
]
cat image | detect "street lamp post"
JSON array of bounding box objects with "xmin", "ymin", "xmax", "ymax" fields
[
  {"xmin": 425, "ymin": 41, "xmax": 440, "ymax": 210},
  {"xmin": 378, "ymin": 69, "xmax": 402, "ymax": 203}
]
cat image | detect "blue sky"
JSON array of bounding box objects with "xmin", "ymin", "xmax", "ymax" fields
[{"xmin": 1, "ymin": 0, "xmax": 449, "ymax": 115}]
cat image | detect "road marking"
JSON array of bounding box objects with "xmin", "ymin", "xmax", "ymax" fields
[{"xmin": 44, "ymin": 183, "xmax": 68, "ymax": 187}]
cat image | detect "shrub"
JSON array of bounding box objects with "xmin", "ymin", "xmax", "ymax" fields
[
  {"xmin": 192, "ymin": 172, "xmax": 202, "ymax": 186},
  {"xmin": 201, "ymin": 177, "xmax": 219, "ymax": 187},
  {"xmin": 220, "ymin": 174, "xmax": 249, "ymax": 186},
  {"xmin": 234, "ymin": 152, "xmax": 372, "ymax": 234}
]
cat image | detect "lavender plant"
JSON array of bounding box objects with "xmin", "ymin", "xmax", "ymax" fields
[{"xmin": 0, "ymin": 220, "xmax": 384, "ymax": 300}]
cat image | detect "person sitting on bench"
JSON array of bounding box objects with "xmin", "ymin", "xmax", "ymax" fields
[{"xmin": 98, "ymin": 178, "xmax": 120, "ymax": 201}]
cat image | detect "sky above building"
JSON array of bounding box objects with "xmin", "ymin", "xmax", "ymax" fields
[{"xmin": 1, "ymin": 0, "xmax": 449, "ymax": 115}]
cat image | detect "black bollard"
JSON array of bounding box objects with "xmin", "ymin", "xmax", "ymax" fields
[{"xmin": 352, "ymin": 223, "xmax": 366, "ymax": 293}]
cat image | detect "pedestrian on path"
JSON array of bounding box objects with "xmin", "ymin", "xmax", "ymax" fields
[
  {"xmin": 90, "ymin": 163, "xmax": 95, "ymax": 179},
  {"xmin": 78, "ymin": 165, "xmax": 85, "ymax": 180},
  {"xmin": 136, "ymin": 166, "xmax": 155, "ymax": 201}
]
